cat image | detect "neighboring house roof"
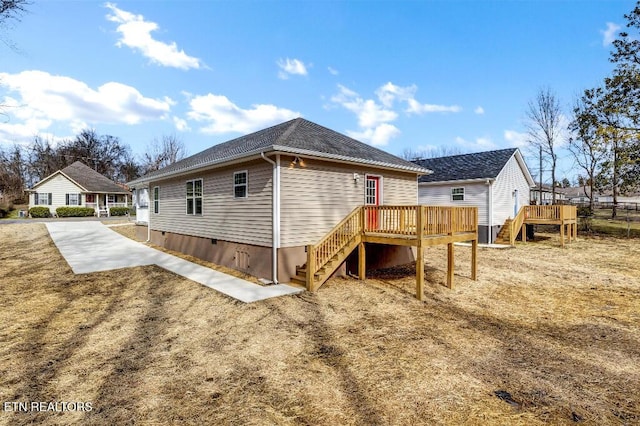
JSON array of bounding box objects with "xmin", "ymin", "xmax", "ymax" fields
[
  {"xmin": 412, "ymin": 148, "xmax": 535, "ymax": 186},
  {"xmin": 128, "ymin": 118, "xmax": 431, "ymax": 186},
  {"xmin": 563, "ymin": 186, "xmax": 592, "ymax": 199},
  {"xmin": 30, "ymin": 161, "xmax": 130, "ymax": 194},
  {"xmin": 531, "ymin": 183, "xmax": 567, "ymax": 195}
]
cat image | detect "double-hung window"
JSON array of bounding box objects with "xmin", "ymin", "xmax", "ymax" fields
[
  {"xmin": 35, "ymin": 193, "xmax": 52, "ymax": 205},
  {"xmin": 66, "ymin": 193, "xmax": 81, "ymax": 206},
  {"xmin": 153, "ymin": 186, "xmax": 160, "ymax": 214},
  {"xmin": 234, "ymin": 171, "xmax": 248, "ymax": 198},
  {"xmin": 186, "ymin": 179, "xmax": 203, "ymax": 215},
  {"xmin": 451, "ymin": 187, "xmax": 465, "ymax": 201}
]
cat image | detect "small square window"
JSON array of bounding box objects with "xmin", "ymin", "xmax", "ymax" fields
[{"xmin": 452, "ymin": 187, "xmax": 464, "ymax": 201}]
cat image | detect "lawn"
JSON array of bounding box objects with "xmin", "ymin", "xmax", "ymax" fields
[{"xmin": 0, "ymin": 223, "xmax": 639, "ymax": 425}]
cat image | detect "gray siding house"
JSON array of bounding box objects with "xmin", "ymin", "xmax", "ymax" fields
[
  {"xmin": 28, "ymin": 161, "xmax": 130, "ymax": 217},
  {"xmin": 128, "ymin": 118, "xmax": 430, "ymax": 284},
  {"xmin": 413, "ymin": 148, "xmax": 535, "ymax": 244}
]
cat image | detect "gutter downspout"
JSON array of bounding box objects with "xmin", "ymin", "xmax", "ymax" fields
[
  {"xmin": 146, "ymin": 188, "xmax": 151, "ymax": 243},
  {"xmin": 486, "ymin": 179, "xmax": 493, "ymax": 244},
  {"xmin": 261, "ymin": 152, "xmax": 280, "ymax": 284}
]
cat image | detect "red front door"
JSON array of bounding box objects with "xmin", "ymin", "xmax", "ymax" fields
[{"xmin": 365, "ymin": 176, "xmax": 380, "ymax": 229}]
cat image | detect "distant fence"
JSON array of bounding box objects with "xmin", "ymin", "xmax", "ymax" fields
[{"xmin": 572, "ymin": 202, "xmax": 640, "ymax": 211}]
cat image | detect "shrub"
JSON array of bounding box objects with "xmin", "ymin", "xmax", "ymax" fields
[
  {"xmin": 109, "ymin": 206, "xmax": 131, "ymax": 216},
  {"xmin": 0, "ymin": 202, "xmax": 13, "ymax": 218},
  {"xmin": 29, "ymin": 206, "xmax": 51, "ymax": 218},
  {"xmin": 56, "ymin": 207, "xmax": 95, "ymax": 217},
  {"xmin": 577, "ymin": 206, "xmax": 593, "ymax": 218}
]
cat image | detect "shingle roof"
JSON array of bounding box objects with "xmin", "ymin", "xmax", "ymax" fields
[
  {"xmin": 413, "ymin": 148, "xmax": 520, "ymax": 183},
  {"xmin": 128, "ymin": 118, "xmax": 430, "ymax": 185},
  {"xmin": 59, "ymin": 161, "xmax": 129, "ymax": 193}
]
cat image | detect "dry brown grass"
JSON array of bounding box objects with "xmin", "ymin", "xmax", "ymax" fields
[{"xmin": 0, "ymin": 223, "xmax": 638, "ymax": 425}]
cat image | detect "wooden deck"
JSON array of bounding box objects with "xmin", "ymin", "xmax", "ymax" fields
[
  {"xmin": 510, "ymin": 205, "xmax": 578, "ymax": 247},
  {"xmin": 298, "ymin": 205, "xmax": 479, "ymax": 300}
]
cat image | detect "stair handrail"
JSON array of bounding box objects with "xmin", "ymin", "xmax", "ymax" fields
[
  {"xmin": 307, "ymin": 206, "xmax": 363, "ymax": 280},
  {"xmin": 509, "ymin": 206, "xmax": 527, "ymax": 245}
]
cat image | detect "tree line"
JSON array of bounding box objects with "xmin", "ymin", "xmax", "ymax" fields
[
  {"xmin": 527, "ymin": 2, "xmax": 640, "ymax": 218},
  {"xmin": 0, "ymin": 131, "xmax": 187, "ymax": 205}
]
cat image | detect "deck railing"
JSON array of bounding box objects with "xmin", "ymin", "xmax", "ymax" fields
[
  {"xmin": 306, "ymin": 205, "xmax": 479, "ymax": 293},
  {"xmin": 308, "ymin": 206, "xmax": 363, "ymax": 279},
  {"xmin": 510, "ymin": 205, "xmax": 578, "ymax": 245},
  {"xmin": 363, "ymin": 205, "xmax": 478, "ymax": 236},
  {"xmin": 524, "ymin": 205, "xmax": 577, "ymax": 221}
]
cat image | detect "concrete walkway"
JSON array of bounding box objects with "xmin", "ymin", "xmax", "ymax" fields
[{"xmin": 45, "ymin": 222, "xmax": 303, "ymax": 303}]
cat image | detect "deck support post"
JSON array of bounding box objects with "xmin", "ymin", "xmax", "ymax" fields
[
  {"xmin": 358, "ymin": 241, "xmax": 366, "ymax": 281},
  {"xmin": 415, "ymin": 205, "xmax": 425, "ymax": 301},
  {"xmin": 447, "ymin": 243, "xmax": 454, "ymax": 289},
  {"xmin": 560, "ymin": 222, "xmax": 565, "ymax": 248},
  {"xmin": 471, "ymin": 238, "xmax": 477, "ymax": 281},
  {"xmin": 306, "ymin": 245, "xmax": 315, "ymax": 291}
]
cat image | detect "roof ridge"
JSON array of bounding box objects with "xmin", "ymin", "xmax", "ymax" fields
[{"xmin": 274, "ymin": 117, "xmax": 303, "ymax": 145}]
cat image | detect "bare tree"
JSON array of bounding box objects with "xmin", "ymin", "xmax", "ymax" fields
[
  {"xmin": 1, "ymin": 0, "xmax": 30, "ymax": 50},
  {"xmin": 401, "ymin": 146, "xmax": 463, "ymax": 161},
  {"xmin": 0, "ymin": 143, "xmax": 27, "ymax": 203},
  {"xmin": 141, "ymin": 134, "xmax": 188, "ymax": 174},
  {"xmin": 526, "ymin": 88, "xmax": 563, "ymax": 205},
  {"xmin": 568, "ymin": 91, "xmax": 608, "ymax": 212}
]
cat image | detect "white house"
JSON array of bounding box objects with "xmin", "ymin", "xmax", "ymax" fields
[
  {"xmin": 28, "ymin": 161, "xmax": 130, "ymax": 217},
  {"xmin": 530, "ymin": 184, "xmax": 567, "ymax": 205},
  {"xmin": 413, "ymin": 148, "xmax": 535, "ymax": 244}
]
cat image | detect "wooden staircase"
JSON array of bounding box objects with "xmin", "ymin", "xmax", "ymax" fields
[
  {"xmin": 494, "ymin": 219, "xmax": 512, "ymax": 244},
  {"xmin": 289, "ymin": 234, "xmax": 361, "ymax": 288}
]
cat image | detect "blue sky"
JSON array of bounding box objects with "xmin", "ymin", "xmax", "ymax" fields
[{"xmin": 0, "ymin": 1, "xmax": 634, "ymax": 182}]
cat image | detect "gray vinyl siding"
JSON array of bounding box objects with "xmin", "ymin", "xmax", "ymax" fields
[
  {"xmin": 491, "ymin": 155, "xmax": 531, "ymax": 226},
  {"xmin": 150, "ymin": 161, "xmax": 273, "ymax": 247},
  {"xmin": 418, "ymin": 183, "xmax": 489, "ymax": 225},
  {"xmin": 29, "ymin": 174, "xmax": 84, "ymax": 212},
  {"xmin": 280, "ymin": 157, "xmax": 417, "ymax": 247}
]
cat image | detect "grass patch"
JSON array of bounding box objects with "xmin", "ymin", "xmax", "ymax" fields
[{"xmin": 1, "ymin": 224, "xmax": 639, "ymax": 424}]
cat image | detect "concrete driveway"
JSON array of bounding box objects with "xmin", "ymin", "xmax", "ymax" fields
[{"xmin": 45, "ymin": 221, "xmax": 303, "ymax": 303}]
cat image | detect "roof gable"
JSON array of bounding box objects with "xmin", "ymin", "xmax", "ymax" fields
[
  {"xmin": 129, "ymin": 118, "xmax": 430, "ymax": 185},
  {"xmin": 32, "ymin": 161, "xmax": 128, "ymax": 193},
  {"xmin": 413, "ymin": 148, "xmax": 532, "ymax": 185}
]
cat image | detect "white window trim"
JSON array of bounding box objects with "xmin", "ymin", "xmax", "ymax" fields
[
  {"xmin": 364, "ymin": 174, "xmax": 383, "ymax": 206},
  {"xmin": 153, "ymin": 186, "xmax": 160, "ymax": 214},
  {"xmin": 234, "ymin": 170, "xmax": 248, "ymax": 199},
  {"xmin": 186, "ymin": 178, "xmax": 203, "ymax": 215},
  {"xmin": 35, "ymin": 192, "xmax": 51, "ymax": 205},
  {"xmin": 451, "ymin": 187, "xmax": 465, "ymax": 201}
]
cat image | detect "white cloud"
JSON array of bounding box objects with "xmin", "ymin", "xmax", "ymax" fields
[
  {"xmin": 455, "ymin": 135, "xmax": 496, "ymax": 150},
  {"xmin": 375, "ymin": 82, "xmax": 417, "ymax": 107},
  {"xmin": 331, "ymin": 84, "xmax": 397, "ymax": 129},
  {"xmin": 331, "ymin": 82, "xmax": 462, "ymax": 146},
  {"xmin": 504, "ymin": 129, "xmax": 529, "ymax": 147},
  {"xmin": 406, "ymin": 99, "xmax": 462, "ymax": 114},
  {"xmin": 277, "ymin": 58, "xmax": 308, "ymax": 79},
  {"xmin": 601, "ymin": 22, "xmax": 621, "ymax": 46},
  {"xmin": 328, "ymin": 66, "xmax": 339, "ymax": 76},
  {"xmin": 474, "ymin": 106, "xmax": 485, "ymax": 115},
  {"xmin": 0, "ymin": 70, "xmax": 173, "ymax": 144},
  {"xmin": 347, "ymin": 124, "xmax": 401, "ymax": 147},
  {"xmin": 375, "ymin": 81, "xmax": 461, "ymax": 114},
  {"xmin": 330, "ymin": 84, "xmax": 399, "ymax": 146},
  {"xmin": 105, "ymin": 3, "xmax": 203, "ymax": 70},
  {"xmin": 186, "ymin": 93, "xmax": 300, "ymax": 134},
  {"xmin": 173, "ymin": 116, "xmax": 190, "ymax": 131}
]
